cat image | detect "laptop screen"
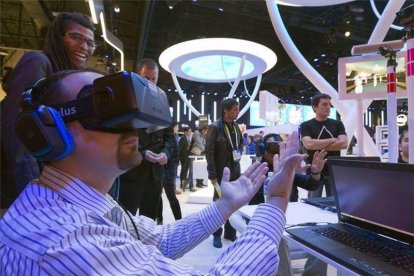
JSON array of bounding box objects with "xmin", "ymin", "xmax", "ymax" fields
[
  {"xmin": 327, "ymin": 156, "xmax": 381, "ymax": 162},
  {"xmin": 329, "ymin": 160, "xmax": 414, "ymax": 244}
]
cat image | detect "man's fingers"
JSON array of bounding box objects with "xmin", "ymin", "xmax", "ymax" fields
[
  {"xmin": 287, "ymin": 131, "xmax": 299, "ymax": 151},
  {"xmin": 254, "ymin": 174, "xmax": 267, "ymax": 190},
  {"xmin": 221, "ymin": 167, "xmax": 230, "ymax": 183},
  {"xmin": 283, "ymin": 154, "xmax": 306, "ymax": 170},
  {"xmin": 250, "ymin": 164, "xmax": 269, "ymax": 184},
  {"xmin": 242, "ymin": 161, "xmax": 261, "ymax": 178},
  {"xmin": 285, "ymin": 131, "xmax": 300, "ymax": 158}
]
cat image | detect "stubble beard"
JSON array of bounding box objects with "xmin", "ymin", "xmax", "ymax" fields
[{"xmin": 117, "ymin": 133, "xmax": 142, "ymax": 171}]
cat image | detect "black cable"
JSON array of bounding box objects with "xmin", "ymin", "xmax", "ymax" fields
[{"xmin": 116, "ymin": 200, "xmax": 141, "ymax": 240}]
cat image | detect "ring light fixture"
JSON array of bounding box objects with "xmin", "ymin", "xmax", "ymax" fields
[{"xmin": 159, "ymin": 38, "xmax": 277, "ymax": 83}]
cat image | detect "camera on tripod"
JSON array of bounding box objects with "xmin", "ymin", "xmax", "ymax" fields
[
  {"xmin": 396, "ymin": 4, "xmax": 414, "ymax": 29},
  {"xmin": 378, "ymin": 45, "xmax": 396, "ymax": 59}
]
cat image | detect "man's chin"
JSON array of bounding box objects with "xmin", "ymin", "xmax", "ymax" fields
[
  {"xmin": 118, "ymin": 153, "xmax": 142, "ymax": 171},
  {"xmin": 73, "ymin": 59, "xmax": 87, "ymax": 69}
]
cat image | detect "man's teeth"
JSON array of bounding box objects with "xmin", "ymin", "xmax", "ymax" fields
[{"xmin": 75, "ymin": 53, "xmax": 87, "ymax": 58}]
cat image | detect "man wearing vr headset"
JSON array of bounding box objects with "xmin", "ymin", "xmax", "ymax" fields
[
  {"xmin": 0, "ymin": 69, "xmax": 306, "ymax": 274},
  {"xmin": 249, "ymin": 133, "xmax": 327, "ymax": 205}
]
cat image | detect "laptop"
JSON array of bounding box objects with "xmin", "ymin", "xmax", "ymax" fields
[
  {"xmin": 302, "ymin": 196, "xmax": 337, "ymax": 212},
  {"xmin": 286, "ymin": 160, "xmax": 414, "ymax": 276},
  {"xmin": 327, "ymin": 156, "xmax": 381, "ymax": 162},
  {"xmin": 301, "ymin": 157, "xmax": 380, "ymax": 212}
]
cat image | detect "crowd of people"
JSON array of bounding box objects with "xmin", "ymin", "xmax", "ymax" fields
[{"xmin": 0, "ymin": 11, "xmax": 410, "ymax": 276}]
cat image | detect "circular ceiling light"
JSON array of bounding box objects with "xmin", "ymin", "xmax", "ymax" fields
[{"xmin": 159, "ymin": 38, "xmax": 277, "ymax": 83}]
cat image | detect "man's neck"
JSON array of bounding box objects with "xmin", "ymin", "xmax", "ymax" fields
[
  {"xmin": 223, "ymin": 117, "xmax": 233, "ymax": 124},
  {"xmin": 315, "ymin": 115, "xmax": 328, "ymax": 121},
  {"xmin": 52, "ymin": 160, "xmax": 117, "ymax": 195},
  {"xmin": 401, "ymin": 154, "xmax": 409, "ymax": 163}
]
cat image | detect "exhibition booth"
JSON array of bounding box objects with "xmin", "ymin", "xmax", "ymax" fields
[{"xmin": 1, "ymin": 0, "xmax": 414, "ymax": 275}]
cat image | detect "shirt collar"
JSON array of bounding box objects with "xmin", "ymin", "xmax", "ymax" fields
[{"xmin": 40, "ymin": 165, "xmax": 115, "ymax": 216}]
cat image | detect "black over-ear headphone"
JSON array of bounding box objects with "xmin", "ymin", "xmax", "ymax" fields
[{"xmin": 15, "ymin": 78, "xmax": 75, "ymax": 161}]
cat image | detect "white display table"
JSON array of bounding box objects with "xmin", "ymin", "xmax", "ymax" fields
[{"xmin": 187, "ymin": 155, "xmax": 253, "ymax": 204}]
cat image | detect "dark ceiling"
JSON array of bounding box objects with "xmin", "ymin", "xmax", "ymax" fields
[{"xmin": 1, "ymin": 0, "xmax": 413, "ymax": 107}]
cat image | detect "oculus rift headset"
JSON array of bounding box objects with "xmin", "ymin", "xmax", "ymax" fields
[
  {"xmin": 259, "ymin": 133, "xmax": 282, "ymax": 155},
  {"xmin": 16, "ymin": 71, "xmax": 172, "ymax": 162}
]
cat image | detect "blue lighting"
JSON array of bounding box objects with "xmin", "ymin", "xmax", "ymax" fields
[{"xmin": 181, "ymin": 55, "xmax": 254, "ymax": 81}]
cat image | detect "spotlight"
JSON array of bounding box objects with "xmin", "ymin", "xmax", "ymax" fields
[
  {"xmin": 167, "ymin": 0, "xmax": 176, "ymax": 10},
  {"xmin": 344, "ymin": 31, "xmax": 351, "ymax": 37}
]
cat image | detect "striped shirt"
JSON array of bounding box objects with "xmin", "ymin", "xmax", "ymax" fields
[{"xmin": 0, "ymin": 165, "xmax": 285, "ymax": 275}]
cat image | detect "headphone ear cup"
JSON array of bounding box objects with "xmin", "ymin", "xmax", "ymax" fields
[
  {"xmin": 259, "ymin": 142, "xmax": 265, "ymax": 156},
  {"xmin": 16, "ymin": 105, "xmax": 74, "ymax": 161}
]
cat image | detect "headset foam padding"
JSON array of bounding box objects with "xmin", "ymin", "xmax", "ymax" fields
[{"xmin": 16, "ymin": 105, "xmax": 74, "ymax": 161}]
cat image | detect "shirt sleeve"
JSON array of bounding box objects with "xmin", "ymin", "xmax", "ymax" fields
[
  {"xmin": 210, "ymin": 204, "xmax": 286, "ymax": 275},
  {"xmin": 205, "ymin": 124, "xmax": 218, "ymax": 180},
  {"xmin": 237, "ymin": 125, "xmax": 244, "ymax": 153},
  {"xmin": 192, "ymin": 130, "xmax": 204, "ymax": 152},
  {"xmin": 2, "ymin": 52, "xmax": 53, "ymax": 193},
  {"xmin": 294, "ymin": 174, "xmax": 323, "ymax": 191},
  {"xmin": 23, "ymin": 199, "xmax": 285, "ymax": 275},
  {"xmin": 337, "ymin": 120, "xmax": 347, "ymax": 136},
  {"xmin": 299, "ymin": 121, "xmax": 312, "ymax": 139},
  {"xmin": 161, "ymin": 126, "xmax": 176, "ymax": 159},
  {"xmin": 134, "ymin": 203, "xmax": 225, "ymax": 259},
  {"xmin": 42, "ymin": 203, "xmax": 226, "ymax": 275}
]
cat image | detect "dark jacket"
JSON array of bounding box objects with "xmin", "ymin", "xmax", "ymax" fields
[
  {"xmin": 1, "ymin": 52, "xmax": 54, "ymax": 208},
  {"xmin": 205, "ymin": 118, "xmax": 243, "ymax": 182},
  {"xmin": 178, "ymin": 135, "xmax": 192, "ymax": 163},
  {"xmin": 290, "ymin": 174, "xmax": 322, "ymax": 202},
  {"xmin": 120, "ymin": 127, "xmax": 176, "ymax": 182},
  {"xmin": 163, "ymin": 130, "xmax": 179, "ymax": 184}
]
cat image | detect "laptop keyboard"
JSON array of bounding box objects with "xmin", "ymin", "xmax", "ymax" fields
[{"xmin": 313, "ymin": 227, "xmax": 414, "ymax": 273}]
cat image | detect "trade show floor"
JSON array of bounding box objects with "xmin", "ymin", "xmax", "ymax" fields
[{"xmin": 154, "ymin": 179, "xmax": 337, "ymax": 275}]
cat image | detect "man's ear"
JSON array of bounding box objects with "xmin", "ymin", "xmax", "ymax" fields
[{"xmin": 66, "ymin": 121, "xmax": 83, "ymax": 139}]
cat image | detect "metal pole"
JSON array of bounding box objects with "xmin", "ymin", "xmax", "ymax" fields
[
  {"xmin": 406, "ymin": 30, "xmax": 414, "ymax": 164},
  {"xmin": 386, "ymin": 57, "xmax": 398, "ymax": 163}
]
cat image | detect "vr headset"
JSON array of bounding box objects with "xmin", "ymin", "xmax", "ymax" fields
[
  {"xmin": 265, "ymin": 141, "xmax": 280, "ymax": 155},
  {"xmin": 16, "ymin": 71, "xmax": 172, "ymax": 161},
  {"xmin": 259, "ymin": 133, "xmax": 282, "ymax": 155}
]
